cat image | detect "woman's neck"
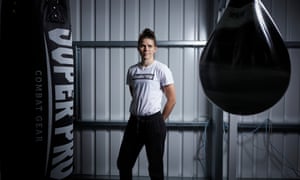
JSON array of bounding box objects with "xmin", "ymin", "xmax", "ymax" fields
[{"xmin": 140, "ymin": 58, "xmax": 154, "ymax": 67}]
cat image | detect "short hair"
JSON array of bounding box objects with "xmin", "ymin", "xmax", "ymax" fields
[{"xmin": 138, "ymin": 28, "xmax": 157, "ymax": 47}]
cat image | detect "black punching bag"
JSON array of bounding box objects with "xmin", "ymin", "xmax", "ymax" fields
[
  {"xmin": 199, "ymin": 0, "xmax": 291, "ymax": 115},
  {"xmin": 1, "ymin": 0, "xmax": 74, "ymax": 179}
]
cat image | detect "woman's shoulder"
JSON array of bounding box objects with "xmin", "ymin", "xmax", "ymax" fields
[
  {"xmin": 128, "ymin": 63, "xmax": 139, "ymax": 70},
  {"xmin": 154, "ymin": 60, "xmax": 171, "ymax": 71}
]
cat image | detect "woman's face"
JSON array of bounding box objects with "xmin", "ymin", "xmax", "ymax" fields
[{"xmin": 138, "ymin": 38, "xmax": 157, "ymax": 61}]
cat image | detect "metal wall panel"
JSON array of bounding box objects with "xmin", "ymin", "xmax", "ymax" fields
[{"xmin": 70, "ymin": 0, "xmax": 300, "ymax": 179}]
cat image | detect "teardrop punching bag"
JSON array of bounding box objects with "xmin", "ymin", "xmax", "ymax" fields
[
  {"xmin": 199, "ymin": 0, "xmax": 291, "ymax": 115},
  {"xmin": 1, "ymin": 0, "xmax": 74, "ymax": 179}
]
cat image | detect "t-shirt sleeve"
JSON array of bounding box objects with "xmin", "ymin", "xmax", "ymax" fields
[
  {"xmin": 161, "ymin": 65, "xmax": 174, "ymax": 86},
  {"xmin": 126, "ymin": 68, "xmax": 131, "ymax": 86}
]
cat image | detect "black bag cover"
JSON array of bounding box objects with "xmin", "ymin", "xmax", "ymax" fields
[{"xmin": 1, "ymin": 0, "xmax": 74, "ymax": 179}]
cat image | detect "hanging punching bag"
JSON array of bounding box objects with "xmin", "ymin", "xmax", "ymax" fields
[
  {"xmin": 1, "ymin": 0, "xmax": 74, "ymax": 179},
  {"xmin": 199, "ymin": 0, "xmax": 291, "ymax": 115},
  {"xmin": 38, "ymin": 0, "xmax": 74, "ymax": 179}
]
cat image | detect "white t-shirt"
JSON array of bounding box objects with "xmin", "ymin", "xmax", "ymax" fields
[{"xmin": 127, "ymin": 60, "xmax": 174, "ymax": 116}]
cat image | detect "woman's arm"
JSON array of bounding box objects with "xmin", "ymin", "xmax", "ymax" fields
[{"xmin": 162, "ymin": 84, "xmax": 176, "ymax": 121}]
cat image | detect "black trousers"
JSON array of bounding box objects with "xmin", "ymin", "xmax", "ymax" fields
[{"xmin": 117, "ymin": 112, "xmax": 166, "ymax": 180}]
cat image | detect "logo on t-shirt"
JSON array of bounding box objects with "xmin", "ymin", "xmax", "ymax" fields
[{"xmin": 132, "ymin": 73, "xmax": 154, "ymax": 80}]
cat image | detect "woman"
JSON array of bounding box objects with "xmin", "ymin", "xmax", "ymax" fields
[{"xmin": 117, "ymin": 28, "xmax": 176, "ymax": 180}]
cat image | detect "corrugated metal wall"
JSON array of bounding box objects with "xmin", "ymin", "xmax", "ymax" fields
[{"xmin": 70, "ymin": 0, "xmax": 300, "ymax": 179}]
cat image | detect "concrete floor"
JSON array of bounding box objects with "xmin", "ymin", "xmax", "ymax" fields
[
  {"xmin": 70, "ymin": 175, "xmax": 209, "ymax": 180},
  {"xmin": 69, "ymin": 175, "xmax": 296, "ymax": 180}
]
